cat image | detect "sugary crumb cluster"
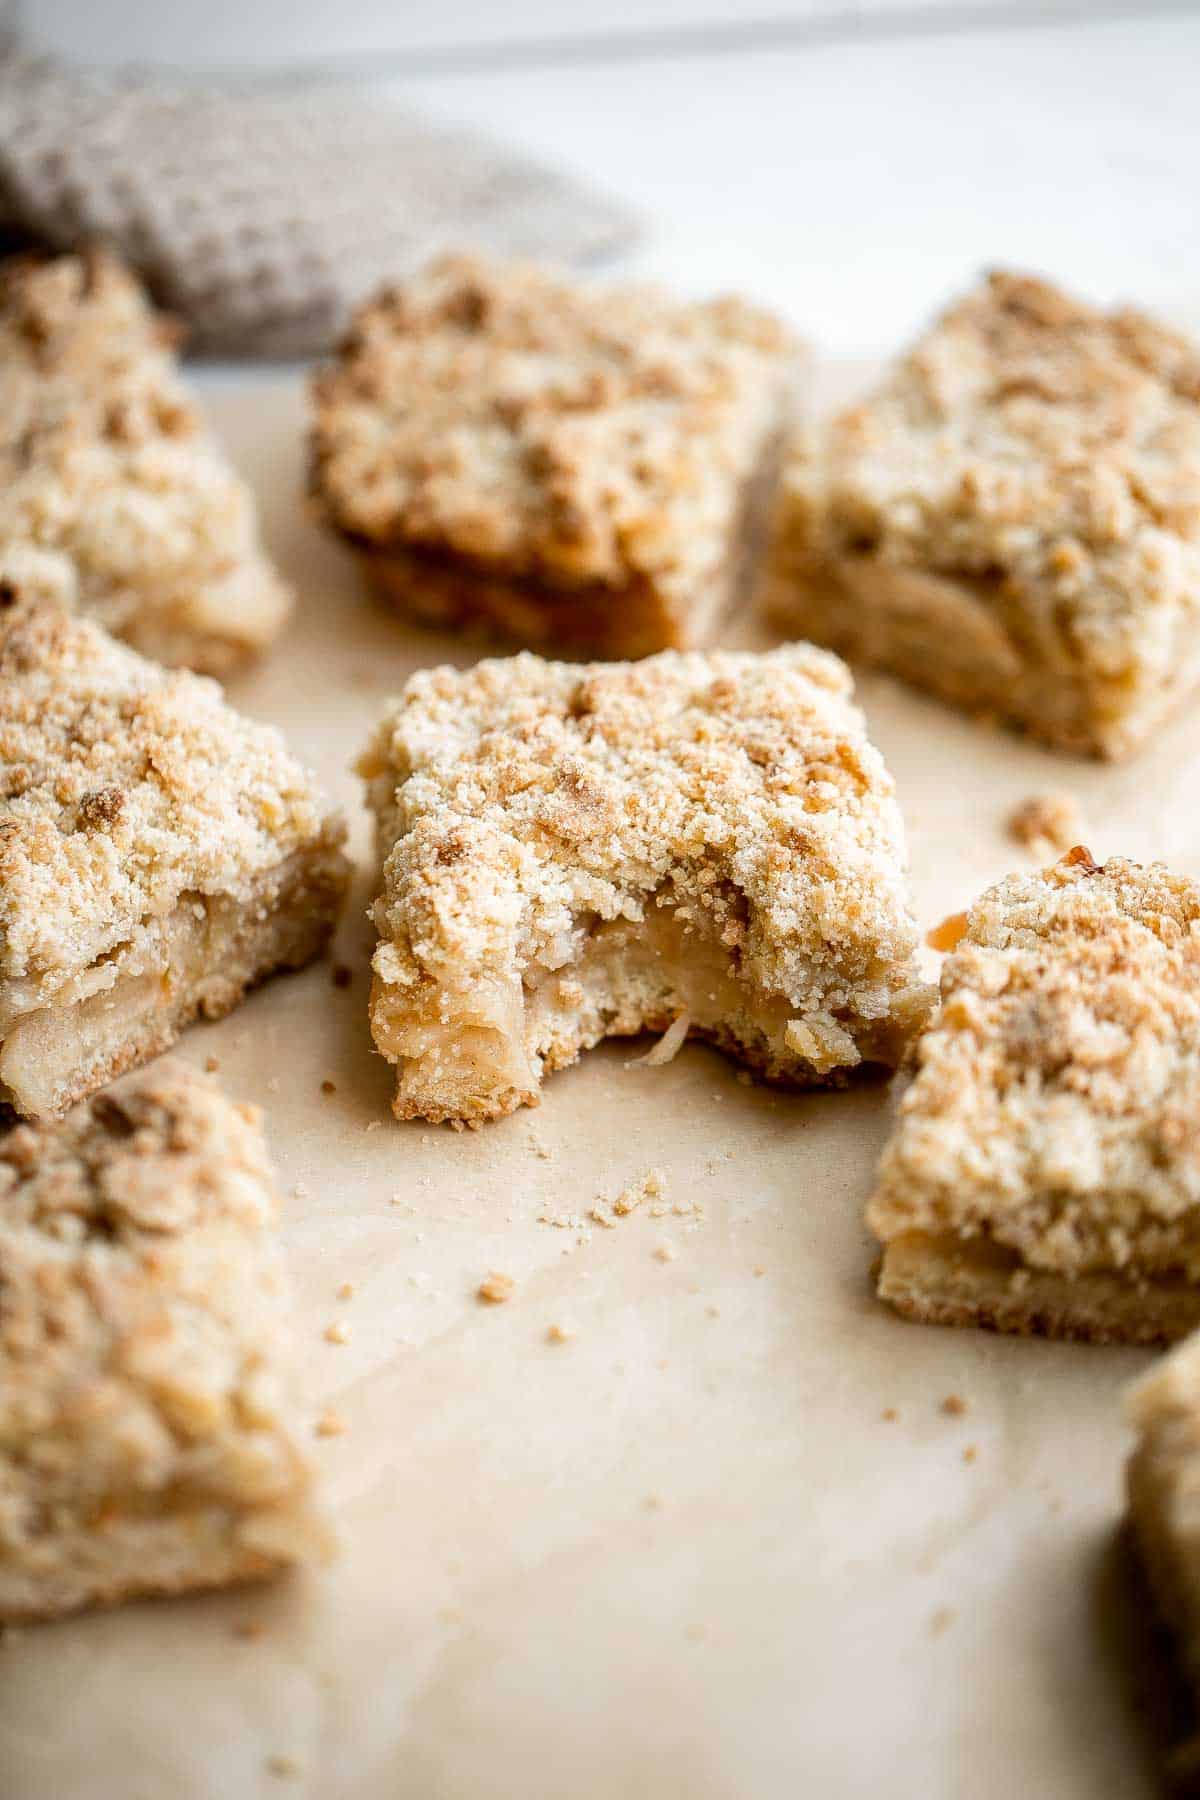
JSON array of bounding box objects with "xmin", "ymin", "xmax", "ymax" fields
[
  {"xmin": 0, "ymin": 249, "xmax": 291, "ymax": 670},
  {"xmin": 0, "ymin": 1060, "xmax": 323, "ymax": 1621},
  {"xmin": 0, "ymin": 590, "xmax": 341, "ymax": 1006},
  {"xmin": 310, "ymin": 252, "xmax": 798, "ymax": 603},
  {"xmin": 870, "ymin": 850, "xmax": 1200, "ymax": 1279}
]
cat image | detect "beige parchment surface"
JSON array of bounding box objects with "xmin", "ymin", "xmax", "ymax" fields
[{"xmin": 3, "ymin": 363, "xmax": 1198, "ymax": 1800}]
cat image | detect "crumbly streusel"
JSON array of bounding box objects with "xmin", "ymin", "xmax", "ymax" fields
[
  {"xmin": 0, "ymin": 592, "xmax": 342, "ymax": 999},
  {"xmin": 766, "ymin": 270, "xmax": 1200, "ymax": 756},
  {"xmin": 0, "ymin": 249, "xmax": 291, "ymax": 673},
  {"xmin": 0, "ymin": 1059, "xmax": 326, "ymax": 1622},
  {"xmin": 310, "ymin": 252, "xmax": 797, "ymax": 624},
  {"xmin": 359, "ymin": 644, "xmax": 930, "ymax": 1123},
  {"xmin": 870, "ymin": 851, "xmax": 1200, "ymax": 1297}
]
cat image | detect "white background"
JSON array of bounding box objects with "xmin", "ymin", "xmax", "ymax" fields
[{"xmin": 18, "ymin": 3, "xmax": 1200, "ymax": 354}]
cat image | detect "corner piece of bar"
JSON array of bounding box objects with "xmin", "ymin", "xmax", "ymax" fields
[
  {"xmin": 0, "ymin": 592, "xmax": 350, "ymax": 1118},
  {"xmin": 0, "ymin": 248, "xmax": 292, "ymax": 674},
  {"xmin": 358, "ymin": 643, "xmax": 931, "ymax": 1125},
  {"xmin": 0, "ymin": 1060, "xmax": 328, "ymax": 1623},
  {"xmin": 869, "ymin": 850, "xmax": 1200, "ymax": 1344}
]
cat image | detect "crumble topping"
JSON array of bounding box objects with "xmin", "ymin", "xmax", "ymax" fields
[
  {"xmin": 778, "ymin": 270, "xmax": 1200, "ymax": 679},
  {"xmin": 311, "ymin": 252, "xmax": 798, "ymax": 599},
  {"xmin": 0, "ymin": 1061, "xmax": 318, "ymax": 1568},
  {"xmin": 0, "ymin": 592, "xmax": 342, "ymax": 994},
  {"xmin": 869, "ymin": 852, "xmax": 1200, "ymax": 1277},
  {"xmin": 0, "ymin": 249, "xmax": 290, "ymax": 663}
]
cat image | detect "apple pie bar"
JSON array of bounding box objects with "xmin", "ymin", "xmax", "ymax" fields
[
  {"xmin": 763, "ymin": 270, "xmax": 1200, "ymax": 758},
  {"xmin": 1127, "ymin": 1329, "xmax": 1200, "ymax": 1778},
  {"xmin": 869, "ymin": 850, "xmax": 1200, "ymax": 1346},
  {"xmin": 0, "ymin": 1060, "xmax": 327, "ymax": 1623},
  {"xmin": 310, "ymin": 253, "xmax": 801, "ymax": 658},
  {"xmin": 0, "ymin": 248, "xmax": 292, "ymax": 675},
  {"xmin": 358, "ymin": 644, "xmax": 932, "ymax": 1125},
  {"xmin": 0, "ymin": 592, "xmax": 349, "ymax": 1119}
]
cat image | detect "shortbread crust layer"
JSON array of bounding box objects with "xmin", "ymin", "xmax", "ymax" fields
[
  {"xmin": 360, "ymin": 645, "xmax": 930, "ymax": 1124},
  {"xmin": 0, "ymin": 1061, "xmax": 326, "ymax": 1623},
  {"xmin": 878, "ymin": 1231, "xmax": 1200, "ymax": 1347},
  {"xmin": 764, "ymin": 271, "xmax": 1200, "ymax": 758},
  {"xmin": 0, "ymin": 594, "xmax": 349, "ymax": 1118},
  {"xmin": 0, "ymin": 249, "xmax": 292, "ymax": 674},
  {"xmin": 869, "ymin": 852, "xmax": 1200, "ymax": 1344},
  {"xmin": 311, "ymin": 253, "xmax": 799, "ymax": 657}
]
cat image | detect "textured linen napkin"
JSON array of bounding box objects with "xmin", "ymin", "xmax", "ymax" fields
[{"xmin": 0, "ymin": 51, "xmax": 638, "ymax": 356}]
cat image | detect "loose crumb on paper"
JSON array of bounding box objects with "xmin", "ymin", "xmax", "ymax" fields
[
  {"xmin": 324, "ymin": 1320, "xmax": 351, "ymax": 1345},
  {"xmin": 1008, "ymin": 791, "xmax": 1087, "ymax": 861},
  {"xmin": 962, "ymin": 1445, "xmax": 978, "ymax": 1464},
  {"xmin": 232, "ymin": 1618, "xmax": 266, "ymax": 1641},
  {"xmin": 654, "ymin": 1242, "xmax": 677, "ymax": 1263},
  {"xmin": 337, "ymin": 1281, "xmax": 355, "ymax": 1300},
  {"xmin": 590, "ymin": 1167, "xmax": 667, "ymax": 1228},
  {"xmin": 204, "ymin": 1055, "xmax": 220, "ymax": 1073},
  {"xmin": 478, "ymin": 1271, "xmax": 516, "ymax": 1304},
  {"xmin": 332, "ymin": 963, "xmax": 353, "ymax": 989},
  {"xmin": 266, "ymin": 1755, "xmax": 301, "ymax": 1779},
  {"xmin": 546, "ymin": 1321, "xmax": 575, "ymax": 1344},
  {"xmin": 321, "ymin": 1078, "xmax": 337, "ymax": 1096},
  {"xmin": 940, "ymin": 1394, "xmax": 968, "ymax": 1417},
  {"xmin": 881, "ymin": 1407, "xmax": 898, "ymax": 1423},
  {"xmin": 928, "ymin": 1607, "xmax": 957, "ymax": 1639},
  {"xmin": 315, "ymin": 1409, "xmax": 348, "ymax": 1439}
]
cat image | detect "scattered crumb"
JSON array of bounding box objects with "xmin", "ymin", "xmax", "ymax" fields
[
  {"xmin": 324, "ymin": 1320, "xmax": 351, "ymax": 1345},
  {"xmin": 292, "ymin": 1181, "xmax": 309, "ymax": 1200},
  {"xmin": 265, "ymin": 1077, "xmax": 281, "ymax": 1094},
  {"xmin": 706, "ymin": 1304, "xmax": 721, "ymax": 1318},
  {"xmin": 940, "ymin": 1394, "xmax": 967, "ymax": 1417},
  {"xmin": 881, "ymin": 1407, "xmax": 898, "ymax": 1423},
  {"xmin": 337, "ymin": 1281, "xmax": 355, "ymax": 1300},
  {"xmin": 546, "ymin": 1321, "xmax": 575, "ymax": 1344},
  {"xmin": 204, "ymin": 1055, "xmax": 220, "ymax": 1073},
  {"xmin": 1008, "ymin": 791, "xmax": 1086, "ymax": 860},
  {"xmin": 654, "ymin": 1243, "xmax": 677, "ymax": 1263},
  {"xmin": 644, "ymin": 1493, "xmax": 664, "ymax": 1511},
  {"xmin": 686, "ymin": 1623, "xmax": 709, "ymax": 1644},
  {"xmin": 321, "ymin": 1079, "xmax": 337, "ymax": 1096},
  {"xmin": 266, "ymin": 1754, "xmax": 301, "ymax": 1779},
  {"xmin": 232, "ymin": 1618, "xmax": 266, "ymax": 1641},
  {"xmin": 315, "ymin": 1410, "xmax": 348, "ymax": 1439},
  {"xmin": 752, "ymin": 1265, "xmax": 765, "ymax": 1278},
  {"xmin": 591, "ymin": 1167, "xmax": 668, "ymax": 1229},
  {"xmin": 928, "ymin": 1607, "xmax": 956, "ymax": 1638},
  {"xmin": 478, "ymin": 1271, "xmax": 516, "ymax": 1304},
  {"xmin": 366, "ymin": 1119, "xmax": 382, "ymax": 1133},
  {"xmin": 332, "ymin": 963, "xmax": 353, "ymax": 989},
  {"xmin": 962, "ymin": 1445, "xmax": 978, "ymax": 1464},
  {"xmin": 926, "ymin": 911, "xmax": 968, "ymax": 953}
]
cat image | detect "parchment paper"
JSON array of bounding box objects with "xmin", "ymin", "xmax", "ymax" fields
[{"xmin": 4, "ymin": 362, "xmax": 1197, "ymax": 1800}]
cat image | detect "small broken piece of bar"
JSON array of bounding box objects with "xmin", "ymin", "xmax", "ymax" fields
[
  {"xmin": 0, "ymin": 1060, "xmax": 327, "ymax": 1624},
  {"xmin": 358, "ymin": 643, "xmax": 932, "ymax": 1126},
  {"xmin": 309, "ymin": 252, "xmax": 801, "ymax": 658},
  {"xmin": 0, "ymin": 593, "xmax": 349, "ymax": 1119},
  {"xmin": 1127, "ymin": 1330, "xmax": 1200, "ymax": 1779},
  {"xmin": 763, "ymin": 269, "xmax": 1200, "ymax": 758},
  {"xmin": 0, "ymin": 248, "xmax": 292, "ymax": 674},
  {"xmin": 869, "ymin": 850, "xmax": 1200, "ymax": 1346}
]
